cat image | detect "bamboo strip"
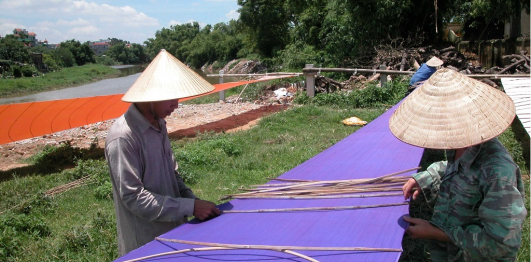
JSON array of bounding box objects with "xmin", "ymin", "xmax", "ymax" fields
[
  {"xmin": 122, "ymin": 247, "xmax": 319, "ymax": 262},
  {"xmin": 229, "ymin": 192, "xmax": 403, "ymax": 199},
  {"xmin": 222, "ymin": 202, "xmax": 408, "ymax": 213},
  {"xmin": 251, "ymin": 177, "xmax": 409, "ymax": 189},
  {"xmin": 155, "ymin": 237, "xmax": 403, "ymax": 252},
  {"xmin": 237, "ymin": 167, "xmax": 419, "ymax": 195},
  {"xmin": 223, "ymin": 186, "xmax": 403, "ymax": 199}
]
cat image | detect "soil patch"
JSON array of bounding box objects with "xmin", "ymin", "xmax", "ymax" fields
[{"xmin": 0, "ymin": 101, "xmax": 290, "ymax": 173}]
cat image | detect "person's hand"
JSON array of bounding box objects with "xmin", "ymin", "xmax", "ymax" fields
[
  {"xmin": 402, "ymin": 178, "xmax": 421, "ymax": 200},
  {"xmin": 193, "ymin": 199, "xmax": 221, "ymax": 221},
  {"xmin": 403, "ymin": 216, "xmax": 449, "ymax": 242}
]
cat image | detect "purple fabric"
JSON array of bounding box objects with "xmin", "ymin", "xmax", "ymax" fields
[{"xmin": 115, "ymin": 102, "xmax": 424, "ymax": 262}]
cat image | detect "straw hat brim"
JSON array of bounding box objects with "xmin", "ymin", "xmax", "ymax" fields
[
  {"xmin": 122, "ymin": 49, "xmax": 215, "ymax": 102},
  {"xmin": 426, "ymin": 56, "xmax": 444, "ymax": 67},
  {"xmin": 389, "ymin": 68, "xmax": 515, "ymax": 149}
]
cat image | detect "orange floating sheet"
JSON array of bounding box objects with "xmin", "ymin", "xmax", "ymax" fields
[{"xmin": 0, "ymin": 75, "xmax": 293, "ymax": 145}]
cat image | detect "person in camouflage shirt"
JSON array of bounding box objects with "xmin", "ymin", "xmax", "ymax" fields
[{"xmin": 389, "ymin": 68, "xmax": 527, "ymax": 261}]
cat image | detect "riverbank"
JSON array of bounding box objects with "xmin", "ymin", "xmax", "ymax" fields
[{"xmin": 0, "ymin": 64, "xmax": 120, "ymax": 98}]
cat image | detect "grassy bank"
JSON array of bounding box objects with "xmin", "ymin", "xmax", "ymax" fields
[
  {"xmin": 0, "ymin": 79, "xmax": 528, "ymax": 261},
  {"xmin": 0, "ymin": 64, "xmax": 120, "ymax": 98}
]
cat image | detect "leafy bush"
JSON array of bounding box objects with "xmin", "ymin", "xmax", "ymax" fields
[
  {"xmin": 95, "ymin": 55, "xmax": 116, "ymax": 66},
  {"xmin": 62, "ymin": 226, "xmax": 91, "ymax": 251},
  {"xmin": 12, "ymin": 66, "xmax": 21, "ymax": 78},
  {"xmin": 295, "ymin": 77, "xmax": 408, "ymax": 108},
  {"xmin": 94, "ymin": 181, "xmax": 113, "ymax": 200},
  {"xmin": 0, "ymin": 227, "xmax": 20, "ymax": 262},
  {"xmin": 29, "ymin": 142, "xmax": 83, "ymax": 173},
  {"xmin": 20, "ymin": 65, "xmax": 33, "ymax": 77},
  {"xmin": 16, "ymin": 194, "xmax": 56, "ymax": 215},
  {"xmin": 0, "ymin": 213, "xmax": 51, "ymax": 238}
]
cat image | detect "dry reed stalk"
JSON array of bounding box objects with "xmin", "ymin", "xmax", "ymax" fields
[
  {"xmin": 222, "ymin": 202, "xmax": 408, "ymax": 213},
  {"xmin": 229, "ymin": 192, "xmax": 403, "ymax": 199},
  {"xmin": 44, "ymin": 175, "xmax": 95, "ymax": 196},
  {"xmin": 155, "ymin": 237, "xmax": 403, "ymax": 252},
  {"xmin": 256, "ymin": 176, "xmax": 409, "ymax": 188},
  {"xmin": 237, "ymin": 167, "xmax": 419, "ymax": 196},
  {"xmin": 222, "ymin": 185, "xmax": 403, "ymax": 200},
  {"xmin": 243, "ymin": 183, "xmax": 403, "ymax": 195}
]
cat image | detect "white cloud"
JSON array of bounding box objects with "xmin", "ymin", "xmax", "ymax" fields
[
  {"xmin": 0, "ymin": 0, "xmax": 160, "ymax": 43},
  {"xmin": 55, "ymin": 18, "xmax": 90, "ymax": 27},
  {"xmin": 226, "ymin": 10, "xmax": 239, "ymax": 20}
]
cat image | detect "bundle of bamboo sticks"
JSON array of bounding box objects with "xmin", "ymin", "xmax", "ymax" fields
[{"xmin": 221, "ymin": 167, "xmax": 419, "ymax": 201}]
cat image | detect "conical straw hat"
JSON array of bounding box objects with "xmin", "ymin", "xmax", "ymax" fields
[
  {"xmin": 122, "ymin": 49, "xmax": 215, "ymax": 102},
  {"xmin": 426, "ymin": 56, "xmax": 444, "ymax": 67},
  {"xmin": 389, "ymin": 68, "xmax": 515, "ymax": 149}
]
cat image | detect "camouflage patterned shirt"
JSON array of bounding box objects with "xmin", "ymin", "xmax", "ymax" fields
[{"xmin": 413, "ymin": 138, "xmax": 527, "ymax": 262}]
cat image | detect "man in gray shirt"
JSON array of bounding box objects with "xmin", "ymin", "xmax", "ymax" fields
[{"xmin": 105, "ymin": 49, "xmax": 221, "ymax": 256}]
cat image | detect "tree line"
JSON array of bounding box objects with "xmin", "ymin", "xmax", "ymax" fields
[
  {"xmin": 0, "ymin": 0, "xmax": 528, "ymax": 77},
  {"xmin": 144, "ymin": 0, "xmax": 528, "ymax": 71}
]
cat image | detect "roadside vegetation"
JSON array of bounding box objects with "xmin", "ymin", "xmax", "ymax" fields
[
  {"xmin": 0, "ymin": 79, "xmax": 528, "ymax": 262},
  {"xmin": 0, "ymin": 64, "xmax": 119, "ymax": 98}
]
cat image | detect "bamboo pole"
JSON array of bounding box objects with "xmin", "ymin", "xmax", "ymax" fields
[
  {"xmin": 222, "ymin": 202, "xmax": 408, "ymax": 213},
  {"xmin": 156, "ymin": 237, "xmax": 403, "ymax": 252}
]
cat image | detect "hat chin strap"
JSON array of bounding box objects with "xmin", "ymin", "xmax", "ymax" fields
[{"xmin": 150, "ymin": 102, "xmax": 160, "ymax": 120}]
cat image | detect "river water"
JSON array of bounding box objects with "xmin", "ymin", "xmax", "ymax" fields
[{"xmin": 0, "ymin": 65, "xmax": 238, "ymax": 105}]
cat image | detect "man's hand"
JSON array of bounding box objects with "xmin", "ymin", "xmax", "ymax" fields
[
  {"xmin": 403, "ymin": 216, "xmax": 449, "ymax": 242},
  {"xmin": 193, "ymin": 199, "xmax": 221, "ymax": 221},
  {"xmin": 402, "ymin": 178, "xmax": 421, "ymax": 200}
]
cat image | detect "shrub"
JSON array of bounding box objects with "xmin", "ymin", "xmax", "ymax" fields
[
  {"xmin": 12, "ymin": 66, "xmax": 21, "ymax": 78},
  {"xmin": 0, "ymin": 213, "xmax": 51, "ymax": 238},
  {"xmin": 29, "ymin": 142, "xmax": 83, "ymax": 173},
  {"xmin": 295, "ymin": 77, "xmax": 408, "ymax": 108},
  {"xmin": 20, "ymin": 65, "xmax": 33, "ymax": 77}
]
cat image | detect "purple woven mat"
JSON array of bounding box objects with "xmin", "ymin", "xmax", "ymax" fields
[{"xmin": 115, "ymin": 103, "xmax": 424, "ymax": 262}]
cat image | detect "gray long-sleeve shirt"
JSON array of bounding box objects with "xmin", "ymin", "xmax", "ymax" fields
[{"xmin": 105, "ymin": 104, "xmax": 197, "ymax": 256}]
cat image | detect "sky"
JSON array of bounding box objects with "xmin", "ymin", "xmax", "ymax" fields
[{"xmin": 0, "ymin": 0, "xmax": 240, "ymax": 44}]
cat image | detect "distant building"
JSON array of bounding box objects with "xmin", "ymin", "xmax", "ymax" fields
[
  {"xmin": 13, "ymin": 28, "xmax": 38, "ymax": 47},
  {"xmin": 89, "ymin": 39, "xmax": 111, "ymax": 56}
]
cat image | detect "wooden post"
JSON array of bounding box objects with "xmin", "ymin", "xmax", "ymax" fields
[
  {"xmin": 304, "ymin": 64, "xmax": 316, "ymax": 97},
  {"xmin": 219, "ymin": 70, "xmax": 225, "ymax": 101},
  {"xmin": 379, "ymin": 64, "xmax": 387, "ymax": 87}
]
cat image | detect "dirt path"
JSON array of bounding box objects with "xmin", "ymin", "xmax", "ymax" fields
[{"xmin": 0, "ymin": 100, "xmax": 290, "ymax": 172}]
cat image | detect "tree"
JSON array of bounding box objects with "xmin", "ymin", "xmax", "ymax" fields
[
  {"xmin": 0, "ymin": 35, "xmax": 30, "ymax": 63},
  {"xmin": 444, "ymin": 0, "xmax": 530, "ymax": 40},
  {"xmin": 52, "ymin": 47, "xmax": 75, "ymax": 67},
  {"xmin": 58, "ymin": 40, "xmax": 95, "ymax": 66},
  {"xmin": 237, "ymin": 0, "xmax": 290, "ymax": 57}
]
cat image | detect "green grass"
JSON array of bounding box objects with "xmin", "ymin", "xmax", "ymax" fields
[
  {"xmin": 0, "ymin": 78, "xmax": 528, "ymax": 261},
  {"xmin": 0, "ymin": 64, "xmax": 120, "ymax": 98}
]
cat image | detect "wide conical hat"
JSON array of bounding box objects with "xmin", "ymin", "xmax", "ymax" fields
[
  {"xmin": 389, "ymin": 68, "xmax": 515, "ymax": 149},
  {"xmin": 426, "ymin": 56, "xmax": 444, "ymax": 67},
  {"xmin": 122, "ymin": 49, "xmax": 215, "ymax": 102}
]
